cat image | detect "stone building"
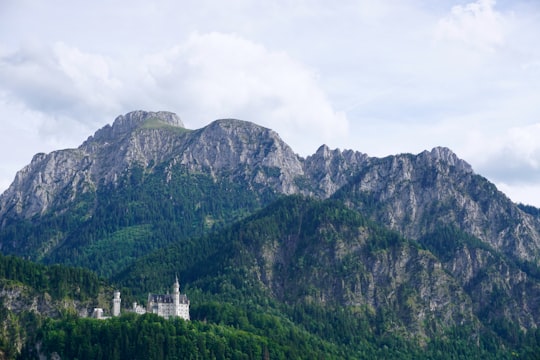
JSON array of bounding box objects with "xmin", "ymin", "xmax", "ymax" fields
[
  {"xmin": 147, "ymin": 276, "xmax": 190, "ymax": 320},
  {"xmin": 107, "ymin": 277, "xmax": 190, "ymax": 320},
  {"xmin": 112, "ymin": 290, "xmax": 121, "ymax": 317}
]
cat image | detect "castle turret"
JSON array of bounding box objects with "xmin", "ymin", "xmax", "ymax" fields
[
  {"xmin": 173, "ymin": 275, "xmax": 180, "ymax": 306},
  {"xmin": 113, "ymin": 290, "xmax": 121, "ymax": 317},
  {"xmin": 146, "ymin": 276, "xmax": 189, "ymax": 320}
]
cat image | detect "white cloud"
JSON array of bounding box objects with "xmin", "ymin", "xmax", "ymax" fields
[
  {"xmin": 53, "ymin": 43, "xmax": 122, "ymax": 108},
  {"xmin": 1, "ymin": 0, "xmax": 540, "ymax": 207},
  {"xmin": 168, "ymin": 32, "xmax": 349, "ymax": 150},
  {"xmin": 496, "ymin": 182, "xmax": 540, "ymax": 207},
  {"xmin": 436, "ymin": 0, "xmax": 506, "ymax": 51},
  {"xmin": 129, "ymin": 32, "xmax": 349, "ymax": 153},
  {"xmin": 0, "ymin": 43, "xmax": 122, "ymax": 118},
  {"xmin": 471, "ymin": 123, "xmax": 540, "ymax": 184},
  {"xmin": 0, "ymin": 31, "xmax": 348, "ymax": 193},
  {"xmin": 0, "ymin": 95, "xmax": 91, "ymax": 193},
  {"xmin": 506, "ymin": 124, "xmax": 540, "ymax": 169}
]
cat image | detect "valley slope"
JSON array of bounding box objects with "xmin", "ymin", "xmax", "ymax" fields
[{"xmin": 1, "ymin": 110, "xmax": 540, "ymax": 358}]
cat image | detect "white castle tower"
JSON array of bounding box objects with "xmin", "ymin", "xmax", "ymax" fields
[
  {"xmin": 147, "ymin": 276, "xmax": 190, "ymax": 320},
  {"xmin": 173, "ymin": 275, "xmax": 180, "ymax": 305},
  {"xmin": 112, "ymin": 290, "xmax": 121, "ymax": 317}
]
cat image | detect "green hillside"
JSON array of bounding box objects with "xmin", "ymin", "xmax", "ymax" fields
[
  {"xmin": 111, "ymin": 196, "xmax": 540, "ymax": 359},
  {"xmin": 0, "ymin": 163, "xmax": 274, "ymax": 278},
  {"xmin": 2, "ymin": 197, "xmax": 540, "ymax": 358}
]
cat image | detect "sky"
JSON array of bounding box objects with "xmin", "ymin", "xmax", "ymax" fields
[{"xmin": 1, "ymin": 0, "xmax": 540, "ymax": 205}]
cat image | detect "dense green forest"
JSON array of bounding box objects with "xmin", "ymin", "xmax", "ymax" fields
[
  {"xmin": 0, "ymin": 163, "xmax": 275, "ymax": 278},
  {"xmin": 0, "ymin": 253, "xmax": 106, "ymax": 358},
  {"xmin": 0, "ymin": 253, "xmax": 102, "ymax": 301},
  {"xmin": 2, "ymin": 197, "xmax": 540, "ymax": 359},
  {"xmin": 14, "ymin": 298, "xmax": 540, "ymax": 359}
]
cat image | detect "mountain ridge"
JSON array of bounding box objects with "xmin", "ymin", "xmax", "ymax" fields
[
  {"xmin": 0, "ymin": 111, "xmax": 471, "ymax": 221},
  {"xmin": 1, "ymin": 110, "xmax": 540, "ymax": 357},
  {"xmin": 2, "ymin": 110, "xmax": 539, "ymax": 267}
]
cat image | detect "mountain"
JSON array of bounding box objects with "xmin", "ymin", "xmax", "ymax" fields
[
  {"xmin": 332, "ymin": 147, "xmax": 540, "ymax": 263},
  {"xmin": 0, "ymin": 111, "xmax": 298, "ymax": 221},
  {"xmin": 0, "ymin": 111, "xmax": 368, "ymax": 222},
  {"xmin": 1, "ymin": 110, "xmax": 540, "ymax": 358},
  {"xmin": 0, "ymin": 252, "xmax": 108, "ymax": 357},
  {"xmin": 115, "ymin": 196, "xmax": 477, "ymax": 335},
  {"xmin": 0, "ymin": 111, "xmax": 370, "ymax": 274}
]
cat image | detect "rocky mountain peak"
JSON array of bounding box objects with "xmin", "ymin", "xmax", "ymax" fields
[
  {"xmin": 314, "ymin": 144, "xmax": 332, "ymax": 157},
  {"xmin": 113, "ymin": 110, "xmax": 184, "ymax": 131},
  {"xmin": 303, "ymin": 145, "xmax": 368, "ymax": 198},
  {"xmin": 85, "ymin": 111, "xmax": 184, "ymax": 145},
  {"xmin": 419, "ymin": 147, "xmax": 473, "ymax": 173},
  {"xmin": 200, "ymin": 118, "xmax": 284, "ymax": 144},
  {"xmin": 178, "ymin": 118, "xmax": 305, "ymax": 195},
  {"xmin": 208, "ymin": 118, "xmax": 257, "ymax": 129},
  {"xmin": 193, "ymin": 118, "xmax": 298, "ymax": 165}
]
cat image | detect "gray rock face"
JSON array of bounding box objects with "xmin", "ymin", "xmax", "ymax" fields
[
  {"xmin": 1, "ymin": 111, "xmax": 186, "ymax": 221},
  {"xmin": 89, "ymin": 110, "xmax": 184, "ymax": 143},
  {"xmin": 448, "ymin": 245, "xmax": 540, "ymax": 328},
  {"xmin": 334, "ymin": 147, "xmax": 540, "ymax": 264},
  {"xmin": 0, "ymin": 112, "xmax": 307, "ymax": 220},
  {"xmin": 0, "ymin": 112, "xmax": 366, "ymax": 221},
  {"xmin": 0, "ymin": 149, "xmax": 92, "ymax": 222},
  {"xmin": 303, "ymin": 145, "xmax": 368, "ymax": 198},
  {"xmin": 419, "ymin": 146, "xmax": 473, "ymax": 173},
  {"xmin": 174, "ymin": 119, "xmax": 305, "ymax": 195},
  {"xmin": 2, "ymin": 111, "xmax": 540, "ymax": 266},
  {"xmin": 248, "ymin": 200, "xmax": 477, "ymax": 337},
  {"xmin": 0, "ymin": 282, "xmax": 94, "ymax": 355},
  {"xmin": 2, "ymin": 110, "xmax": 540, "ymax": 334}
]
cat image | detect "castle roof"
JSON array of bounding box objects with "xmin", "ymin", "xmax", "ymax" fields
[{"xmin": 148, "ymin": 293, "xmax": 189, "ymax": 304}]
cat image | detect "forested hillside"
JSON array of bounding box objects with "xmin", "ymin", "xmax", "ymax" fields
[
  {"xmin": 0, "ymin": 253, "xmax": 107, "ymax": 358},
  {"xmin": 1, "ymin": 111, "xmax": 540, "ymax": 359},
  {"xmin": 111, "ymin": 196, "xmax": 540, "ymax": 357},
  {"xmin": 4, "ymin": 198, "xmax": 538, "ymax": 358},
  {"xmin": 2, "ymin": 197, "xmax": 540, "ymax": 359}
]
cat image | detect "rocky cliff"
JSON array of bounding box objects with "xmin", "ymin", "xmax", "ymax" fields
[
  {"xmin": 1, "ymin": 110, "xmax": 540, "ymax": 339},
  {"xmin": 332, "ymin": 147, "xmax": 540, "ymax": 264},
  {"xmin": 0, "ymin": 111, "xmax": 187, "ymax": 221},
  {"xmin": 1, "ymin": 109, "xmax": 539, "ymax": 269}
]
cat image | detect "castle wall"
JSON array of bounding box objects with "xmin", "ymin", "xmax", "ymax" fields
[{"xmin": 112, "ymin": 279, "xmax": 189, "ymax": 320}]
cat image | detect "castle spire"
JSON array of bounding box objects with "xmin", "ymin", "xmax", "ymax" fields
[
  {"xmin": 173, "ymin": 274, "xmax": 180, "ymax": 294},
  {"xmin": 112, "ymin": 290, "xmax": 121, "ymax": 317}
]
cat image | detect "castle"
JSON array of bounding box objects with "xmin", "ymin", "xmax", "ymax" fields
[
  {"xmin": 146, "ymin": 276, "xmax": 190, "ymax": 320},
  {"xmin": 96, "ymin": 277, "xmax": 190, "ymax": 320}
]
